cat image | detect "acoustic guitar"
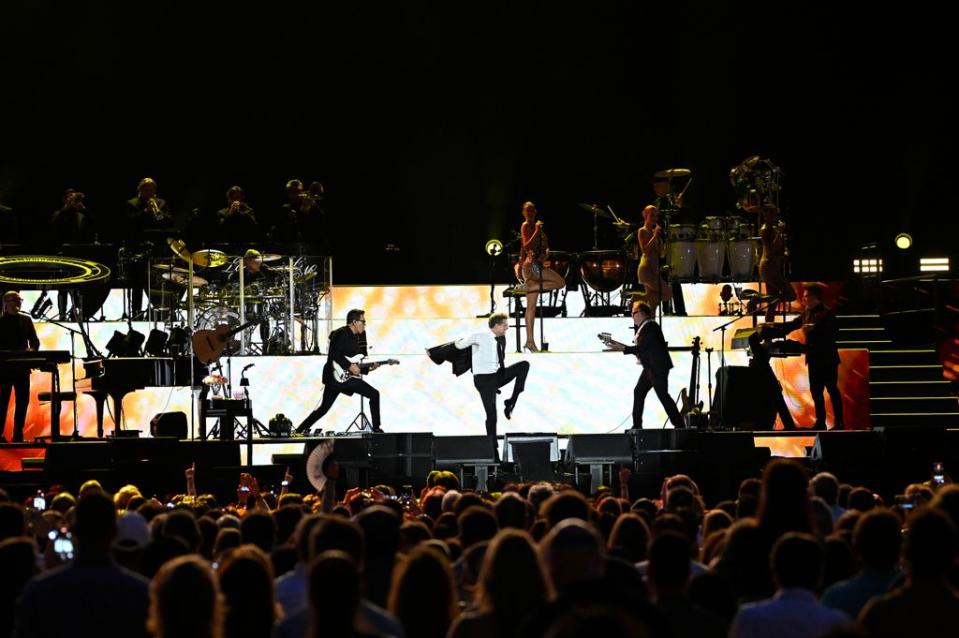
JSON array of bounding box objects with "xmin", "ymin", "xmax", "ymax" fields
[{"xmin": 192, "ymin": 322, "xmax": 259, "ymax": 364}]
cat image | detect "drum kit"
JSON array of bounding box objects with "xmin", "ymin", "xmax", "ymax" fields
[{"xmin": 149, "ymin": 239, "xmax": 329, "ymax": 354}]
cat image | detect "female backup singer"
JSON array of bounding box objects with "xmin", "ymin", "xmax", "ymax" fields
[
  {"xmin": 512, "ymin": 202, "xmax": 565, "ymax": 352},
  {"xmin": 636, "ymin": 205, "xmax": 671, "ymax": 312},
  {"xmin": 755, "ymin": 203, "xmax": 795, "ymax": 322}
]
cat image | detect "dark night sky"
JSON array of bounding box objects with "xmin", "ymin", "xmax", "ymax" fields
[{"xmin": 1, "ymin": 2, "xmax": 956, "ymax": 284}]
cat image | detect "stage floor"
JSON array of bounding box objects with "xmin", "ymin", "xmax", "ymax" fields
[{"xmin": 2, "ymin": 284, "xmax": 866, "ymax": 470}]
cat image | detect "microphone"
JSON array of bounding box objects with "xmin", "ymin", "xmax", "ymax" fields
[
  {"xmin": 30, "ymin": 291, "xmax": 48, "ymax": 318},
  {"xmin": 242, "ymin": 363, "xmax": 255, "ymax": 373}
]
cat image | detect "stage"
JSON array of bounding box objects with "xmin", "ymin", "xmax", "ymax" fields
[{"xmin": 1, "ymin": 283, "xmax": 872, "ymax": 473}]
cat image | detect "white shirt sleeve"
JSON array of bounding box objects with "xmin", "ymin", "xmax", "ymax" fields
[{"xmin": 455, "ymin": 333, "xmax": 479, "ymax": 350}]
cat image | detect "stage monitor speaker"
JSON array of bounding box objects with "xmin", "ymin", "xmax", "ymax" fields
[
  {"xmin": 435, "ymin": 436, "xmax": 495, "ymax": 464},
  {"xmin": 566, "ymin": 434, "xmax": 632, "ymax": 465},
  {"xmin": 714, "ymin": 366, "xmax": 776, "ymax": 430},
  {"xmin": 504, "ymin": 434, "xmax": 558, "ymax": 483},
  {"xmin": 151, "ymin": 412, "xmax": 188, "ymax": 439}
]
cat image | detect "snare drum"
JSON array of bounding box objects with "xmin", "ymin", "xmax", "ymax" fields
[
  {"xmin": 727, "ymin": 237, "xmax": 760, "ymax": 279},
  {"xmin": 579, "ymin": 250, "xmax": 626, "ymax": 293},
  {"xmin": 696, "ymin": 239, "xmax": 725, "ymax": 281}
]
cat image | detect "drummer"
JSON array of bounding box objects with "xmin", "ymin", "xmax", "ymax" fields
[{"xmin": 231, "ymin": 249, "xmax": 273, "ymax": 345}]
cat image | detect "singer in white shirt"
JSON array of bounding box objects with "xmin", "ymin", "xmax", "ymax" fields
[{"xmin": 455, "ymin": 313, "xmax": 529, "ymax": 461}]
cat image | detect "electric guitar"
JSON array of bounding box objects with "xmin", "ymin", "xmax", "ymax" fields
[
  {"xmin": 598, "ymin": 332, "xmax": 627, "ymax": 350},
  {"xmin": 192, "ymin": 321, "xmax": 260, "ymax": 365},
  {"xmin": 678, "ymin": 336, "xmax": 703, "ymax": 416},
  {"xmin": 332, "ymin": 354, "xmax": 400, "ymax": 383}
]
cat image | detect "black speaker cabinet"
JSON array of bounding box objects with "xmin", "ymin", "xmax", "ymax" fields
[
  {"xmin": 151, "ymin": 412, "xmax": 188, "ymax": 439},
  {"xmin": 714, "ymin": 366, "xmax": 776, "ymax": 430}
]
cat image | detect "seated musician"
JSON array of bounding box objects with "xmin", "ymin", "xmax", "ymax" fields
[
  {"xmin": 231, "ymin": 249, "xmax": 272, "ymax": 345},
  {"xmin": 1, "ymin": 291, "xmax": 40, "ymax": 443}
]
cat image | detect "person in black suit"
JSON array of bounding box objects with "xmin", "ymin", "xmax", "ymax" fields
[
  {"xmin": 762, "ymin": 283, "xmax": 843, "ymax": 430},
  {"xmin": 294, "ymin": 308, "xmax": 383, "ymax": 434},
  {"xmin": 0, "ymin": 291, "xmax": 40, "ymax": 442},
  {"xmin": 607, "ymin": 301, "xmax": 685, "ymax": 430}
]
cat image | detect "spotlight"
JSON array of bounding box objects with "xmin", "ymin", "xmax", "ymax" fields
[
  {"xmin": 485, "ymin": 239, "xmax": 503, "ymax": 256},
  {"xmin": 895, "ymin": 233, "xmax": 913, "ymax": 250}
]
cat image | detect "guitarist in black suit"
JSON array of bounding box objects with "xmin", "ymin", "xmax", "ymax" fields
[
  {"xmin": 606, "ymin": 301, "xmax": 685, "ymax": 430},
  {"xmin": 295, "ymin": 308, "xmax": 383, "ymax": 434}
]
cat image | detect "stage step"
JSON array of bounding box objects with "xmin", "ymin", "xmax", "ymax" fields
[
  {"xmin": 869, "ymin": 364, "xmax": 945, "ymax": 382},
  {"xmin": 870, "ymin": 396, "xmax": 959, "ymax": 414},
  {"xmin": 870, "ymin": 380, "xmax": 954, "ymax": 398},
  {"xmin": 838, "ymin": 327, "xmax": 889, "ymax": 342},
  {"xmin": 870, "ymin": 413, "xmax": 959, "ymax": 428},
  {"xmin": 868, "ymin": 349, "xmax": 940, "ymax": 366}
]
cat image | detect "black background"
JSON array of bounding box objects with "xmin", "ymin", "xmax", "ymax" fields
[{"xmin": 1, "ymin": 2, "xmax": 956, "ymax": 284}]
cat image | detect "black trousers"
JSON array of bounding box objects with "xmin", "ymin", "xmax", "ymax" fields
[
  {"xmin": 474, "ymin": 361, "xmax": 529, "ymax": 454},
  {"xmin": 633, "ymin": 367, "xmax": 684, "ymax": 429},
  {"xmin": 296, "ymin": 378, "xmax": 380, "ymax": 433},
  {"xmin": 0, "ymin": 372, "xmax": 30, "ymax": 441},
  {"xmin": 809, "ymin": 361, "xmax": 843, "ymax": 427}
]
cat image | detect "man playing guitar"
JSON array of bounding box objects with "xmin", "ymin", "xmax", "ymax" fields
[
  {"xmin": 601, "ymin": 301, "xmax": 685, "ymax": 430},
  {"xmin": 295, "ymin": 308, "xmax": 386, "ymax": 434}
]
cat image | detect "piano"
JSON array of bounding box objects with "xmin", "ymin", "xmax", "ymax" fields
[{"xmin": 76, "ymin": 357, "xmax": 195, "ymax": 437}]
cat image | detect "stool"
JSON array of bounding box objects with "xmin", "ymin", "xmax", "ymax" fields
[{"xmin": 37, "ymin": 391, "xmax": 77, "ymax": 440}]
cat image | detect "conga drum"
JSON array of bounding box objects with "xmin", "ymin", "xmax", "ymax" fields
[{"xmin": 727, "ymin": 237, "xmax": 760, "ymax": 280}]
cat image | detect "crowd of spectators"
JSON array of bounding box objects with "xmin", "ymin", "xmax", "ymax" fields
[{"xmin": 1, "ymin": 457, "xmax": 958, "ymax": 638}]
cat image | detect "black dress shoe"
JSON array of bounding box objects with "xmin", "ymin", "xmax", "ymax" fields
[
  {"xmin": 504, "ymin": 398, "xmax": 516, "ymax": 420},
  {"xmin": 371, "ymin": 426, "xmax": 384, "ymax": 433},
  {"xmin": 810, "ymin": 422, "xmax": 827, "ymax": 431}
]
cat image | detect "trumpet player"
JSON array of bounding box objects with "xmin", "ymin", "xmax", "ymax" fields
[
  {"xmin": 271, "ymin": 178, "xmax": 326, "ymax": 253},
  {"xmin": 217, "ymin": 185, "xmax": 259, "ymax": 246},
  {"xmin": 122, "ymin": 177, "xmax": 175, "ymax": 318}
]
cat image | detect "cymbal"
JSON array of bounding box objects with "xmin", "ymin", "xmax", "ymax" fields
[
  {"xmin": 578, "ymin": 203, "xmax": 611, "ymax": 218},
  {"xmin": 653, "ymin": 168, "xmax": 692, "ymax": 179},
  {"xmin": 295, "ymin": 271, "xmax": 317, "ymax": 284},
  {"xmin": 191, "ymin": 249, "xmax": 229, "ymax": 268},
  {"xmin": 168, "ymin": 238, "xmax": 192, "ymax": 263},
  {"xmin": 260, "ymin": 253, "xmax": 285, "ymax": 263},
  {"xmin": 152, "ymin": 264, "xmax": 189, "ymax": 273},
  {"xmin": 202, "ymin": 374, "xmax": 228, "ymax": 386},
  {"xmin": 162, "ymin": 272, "xmax": 208, "ymax": 286},
  {"xmin": 270, "ymin": 265, "xmax": 301, "ymax": 273},
  {"xmin": 738, "ymin": 289, "xmax": 760, "ymax": 299}
]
